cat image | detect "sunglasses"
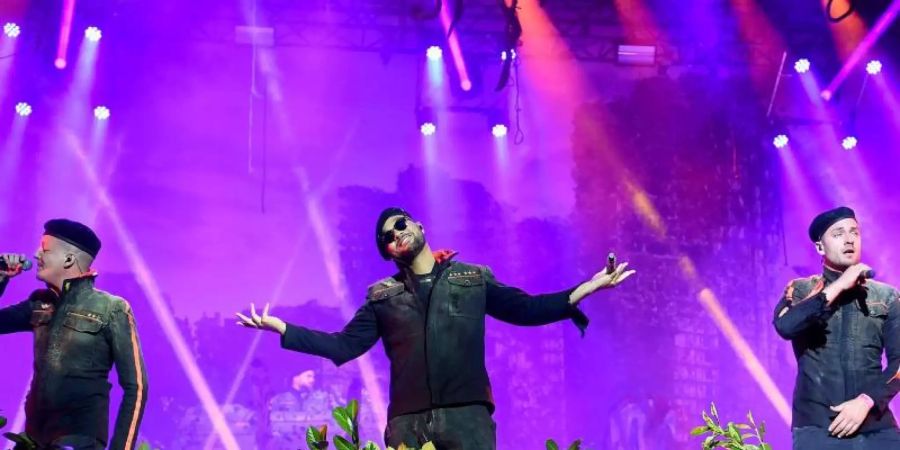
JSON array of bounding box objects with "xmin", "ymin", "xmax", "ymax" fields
[{"xmin": 381, "ymin": 217, "xmax": 410, "ymax": 247}]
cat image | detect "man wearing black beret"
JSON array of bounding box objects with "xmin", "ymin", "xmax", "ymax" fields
[
  {"xmin": 774, "ymin": 207, "xmax": 900, "ymax": 448},
  {"xmin": 0, "ymin": 219, "xmax": 148, "ymax": 450},
  {"xmin": 236, "ymin": 207, "xmax": 636, "ymax": 449}
]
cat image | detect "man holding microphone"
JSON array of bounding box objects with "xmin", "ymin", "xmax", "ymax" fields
[{"xmin": 774, "ymin": 207, "xmax": 900, "ymax": 448}]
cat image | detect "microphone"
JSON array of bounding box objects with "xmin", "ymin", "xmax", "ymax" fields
[
  {"xmin": 861, "ymin": 269, "xmax": 876, "ymax": 280},
  {"xmin": 606, "ymin": 252, "xmax": 617, "ymax": 275},
  {"xmin": 0, "ymin": 256, "xmax": 32, "ymax": 272}
]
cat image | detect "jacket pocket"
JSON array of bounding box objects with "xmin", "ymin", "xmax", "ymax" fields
[
  {"xmin": 63, "ymin": 311, "xmax": 105, "ymax": 333},
  {"xmin": 447, "ymin": 274, "xmax": 485, "ymax": 318}
]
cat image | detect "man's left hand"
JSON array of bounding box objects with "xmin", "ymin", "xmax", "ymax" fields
[
  {"xmin": 569, "ymin": 262, "xmax": 636, "ymax": 305},
  {"xmin": 829, "ymin": 394, "xmax": 874, "ymax": 438}
]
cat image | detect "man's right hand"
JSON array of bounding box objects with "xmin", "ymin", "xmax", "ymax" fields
[
  {"xmin": 236, "ymin": 303, "xmax": 287, "ymax": 335},
  {"xmin": 823, "ymin": 263, "xmax": 873, "ymax": 304},
  {"xmin": 0, "ymin": 253, "xmax": 28, "ymax": 281}
]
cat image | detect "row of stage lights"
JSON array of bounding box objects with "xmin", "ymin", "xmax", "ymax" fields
[
  {"xmin": 772, "ymin": 57, "xmax": 887, "ymax": 150},
  {"xmin": 418, "ymin": 122, "xmax": 509, "ymax": 138},
  {"xmin": 772, "ymin": 134, "xmax": 859, "ymax": 150},
  {"xmin": 14, "ymin": 103, "xmax": 111, "ymax": 121},
  {"xmin": 792, "ymin": 57, "xmax": 882, "ymax": 76},
  {"xmin": 424, "ymin": 45, "xmax": 517, "ymax": 63},
  {"xmin": 421, "ymin": 46, "xmax": 514, "ymax": 138},
  {"xmin": 6, "ymin": 22, "xmax": 108, "ymax": 120},
  {"xmin": 4, "ymin": 22, "xmax": 103, "ymax": 42}
]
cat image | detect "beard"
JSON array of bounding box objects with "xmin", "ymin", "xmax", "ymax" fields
[{"xmin": 394, "ymin": 233, "xmax": 426, "ymax": 262}]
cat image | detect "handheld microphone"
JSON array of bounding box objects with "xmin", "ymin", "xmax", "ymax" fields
[
  {"xmin": 861, "ymin": 269, "xmax": 875, "ymax": 280},
  {"xmin": 0, "ymin": 256, "xmax": 32, "ymax": 272},
  {"xmin": 606, "ymin": 252, "xmax": 616, "ymax": 275}
]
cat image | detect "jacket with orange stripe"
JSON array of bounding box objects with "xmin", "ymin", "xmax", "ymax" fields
[
  {"xmin": 773, "ymin": 268, "xmax": 900, "ymax": 433},
  {"xmin": 0, "ymin": 274, "xmax": 148, "ymax": 450}
]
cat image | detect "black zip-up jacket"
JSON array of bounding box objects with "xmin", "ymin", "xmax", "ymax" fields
[
  {"xmin": 773, "ymin": 268, "xmax": 900, "ymax": 432},
  {"xmin": 0, "ymin": 275, "xmax": 148, "ymax": 450},
  {"xmin": 280, "ymin": 259, "xmax": 588, "ymax": 419}
]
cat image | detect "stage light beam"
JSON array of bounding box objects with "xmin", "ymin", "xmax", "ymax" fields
[
  {"xmin": 841, "ymin": 136, "xmax": 858, "ymax": 150},
  {"xmin": 773, "ymin": 134, "xmax": 789, "ymax": 149},
  {"xmin": 426, "ymin": 46, "xmax": 443, "ymax": 61},
  {"xmin": 866, "ymin": 60, "xmax": 883, "ymax": 75},
  {"xmin": 420, "ymin": 122, "xmax": 437, "ymax": 136},
  {"xmin": 3, "ymin": 23, "xmax": 21, "ymax": 38},
  {"xmin": 85, "ymin": 26, "xmax": 102, "ymax": 42},
  {"xmin": 15, "ymin": 102, "xmax": 32, "ymax": 117},
  {"xmin": 94, "ymin": 106, "xmax": 110, "ymax": 121}
]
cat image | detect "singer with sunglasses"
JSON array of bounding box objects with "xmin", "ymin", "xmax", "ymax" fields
[
  {"xmin": 0, "ymin": 219, "xmax": 148, "ymax": 450},
  {"xmin": 774, "ymin": 207, "xmax": 900, "ymax": 449},
  {"xmin": 236, "ymin": 207, "xmax": 635, "ymax": 449}
]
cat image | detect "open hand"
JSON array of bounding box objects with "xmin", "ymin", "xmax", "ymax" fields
[
  {"xmin": 829, "ymin": 394, "xmax": 873, "ymax": 438},
  {"xmin": 569, "ymin": 262, "xmax": 636, "ymax": 305},
  {"xmin": 236, "ymin": 303, "xmax": 287, "ymax": 335}
]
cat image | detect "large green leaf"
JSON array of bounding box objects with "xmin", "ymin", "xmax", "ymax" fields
[
  {"xmin": 545, "ymin": 439, "xmax": 559, "ymax": 450},
  {"xmin": 307, "ymin": 425, "xmax": 329, "ymax": 450},
  {"xmin": 363, "ymin": 441, "xmax": 380, "ymax": 450},
  {"xmin": 348, "ymin": 400, "xmax": 360, "ymax": 421},
  {"xmin": 333, "ymin": 407, "xmax": 354, "ymax": 437},
  {"xmin": 333, "ymin": 435, "xmax": 355, "ymax": 450},
  {"xmin": 0, "ymin": 416, "xmax": 6, "ymax": 429},
  {"xmin": 566, "ymin": 439, "xmax": 582, "ymax": 450}
]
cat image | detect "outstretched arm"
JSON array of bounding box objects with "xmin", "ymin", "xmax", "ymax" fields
[{"xmin": 237, "ymin": 302, "xmax": 380, "ymax": 366}]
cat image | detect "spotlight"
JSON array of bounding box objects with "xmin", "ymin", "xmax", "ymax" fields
[
  {"xmin": 15, "ymin": 102, "xmax": 32, "ymax": 117},
  {"xmin": 3, "ymin": 22, "xmax": 21, "ymax": 38},
  {"xmin": 866, "ymin": 60, "xmax": 882, "ymax": 75},
  {"xmin": 94, "ymin": 106, "xmax": 110, "ymax": 121},
  {"xmin": 426, "ymin": 46, "xmax": 442, "ymax": 61},
  {"xmin": 773, "ymin": 134, "xmax": 789, "ymax": 149},
  {"xmin": 85, "ymin": 26, "xmax": 102, "ymax": 42},
  {"xmin": 416, "ymin": 107, "xmax": 436, "ymax": 136},
  {"xmin": 492, "ymin": 124, "xmax": 508, "ymax": 138},
  {"xmin": 841, "ymin": 136, "xmax": 857, "ymax": 150},
  {"xmin": 794, "ymin": 58, "xmax": 810, "ymax": 74},
  {"xmin": 420, "ymin": 122, "xmax": 436, "ymax": 136},
  {"xmin": 501, "ymin": 49, "xmax": 517, "ymax": 61},
  {"xmin": 54, "ymin": 58, "xmax": 67, "ymax": 69}
]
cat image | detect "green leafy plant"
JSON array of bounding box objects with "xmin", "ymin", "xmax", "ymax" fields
[
  {"xmin": 545, "ymin": 438, "xmax": 582, "ymax": 450},
  {"xmin": 309, "ymin": 399, "xmax": 584, "ymax": 450},
  {"xmin": 690, "ymin": 403, "xmax": 771, "ymax": 450}
]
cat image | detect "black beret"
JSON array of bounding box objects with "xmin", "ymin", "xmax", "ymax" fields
[
  {"xmin": 44, "ymin": 219, "xmax": 102, "ymax": 258},
  {"xmin": 808, "ymin": 206, "xmax": 856, "ymax": 242},
  {"xmin": 375, "ymin": 207, "xmax": 411, "ymax": 260}
]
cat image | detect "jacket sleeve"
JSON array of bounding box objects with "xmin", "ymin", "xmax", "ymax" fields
[
  {"xmin": 280, "ymin": 302, "xmax": 380, "ymax": 366},
  {"xmin": 483, "ymin": 267, "xmax": 589, "ymax": 334},
  {"xmin": 107, "ymin": 299, "xmax": 149, "ymax": 450},
  {"xmin": 773, "ymin": 280, "xmax": 831, "ymax": 340},
  {"xmin": 861, "ymin": 290, "xmax": 900, "ymax": 413},
  {"xmin": 0, "ymin": 278, "xmax": 33, "ymax": 335}
]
